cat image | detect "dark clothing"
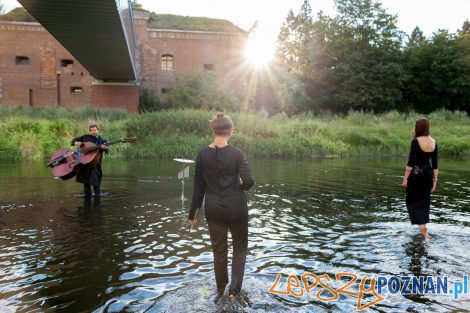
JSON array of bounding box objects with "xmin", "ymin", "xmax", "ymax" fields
[
  {"xmin": 189, "ymin": 145, "xmax": 254, "ymax": 221},
  {"xmin": 208, "ymin": 219, "xmax": 248, "ymax": 292},
  {"xmin": 83, "ymin": 183, "xmax": 100, "ymax": 197},
  {"xmin": 71, "ymin": 134, "xmax": 107, "ymax": 195},
  {"xmin": 406, "ymin": 139, "xmax": 438, "ymax": 224},
  {"xmin": 189, "ymin": 145, "xmax": 254, "ymax": 296}
]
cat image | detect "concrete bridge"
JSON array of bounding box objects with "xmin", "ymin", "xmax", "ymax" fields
[
  {"xmin": 18, "ymin": 0, "xmax": 139, "ymax": 82},
  {"xmin": 4, "ymin": 0, "xmax": 142, "ymax": 111},
  {"xmin": 1, "ymin": 1, "xmax": 253, "ymax": 112}
]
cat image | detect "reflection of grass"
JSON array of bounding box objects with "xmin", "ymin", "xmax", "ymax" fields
[{"xmin": 0, "ymin": 107, "xmax": 468, "ymax": 160}]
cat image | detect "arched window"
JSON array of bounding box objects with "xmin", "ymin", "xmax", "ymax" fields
[{"xmin": 161, "ymin": 54, "xmax": 174, "ymax": 71}]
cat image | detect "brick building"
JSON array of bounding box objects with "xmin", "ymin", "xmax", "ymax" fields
[
  {"xmin": 0, "ymin": 21, "xmax": 95, "ymax": 109},
  {"xmin": 0, "ymin": 10, "xmax": 249, "ymax": 113},
  {"xmin": 134, "ymin": 11, "xmax": 249, "ymax": 102}
]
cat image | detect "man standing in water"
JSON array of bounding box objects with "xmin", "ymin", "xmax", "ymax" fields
[{"xmin": 71, "ymin": 124, "xmax": 108, "ymax": 197}]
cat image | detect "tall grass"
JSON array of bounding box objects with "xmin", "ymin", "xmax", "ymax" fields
[
  {"xmin": 0, "ymin": 106, "xmax": 468, "ymax": 160},
  {"xmin": 0, "ymin": 106, "xmax": 129, "ymax": 122},
  {"xmin": 0, "ymin": 106, "xmax": 128, "ymax": 159}
]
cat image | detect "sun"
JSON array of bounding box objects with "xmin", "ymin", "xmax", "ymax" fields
[{"xmin": 245, "ymin": 34, "xmax": 275, "ymax": 68}]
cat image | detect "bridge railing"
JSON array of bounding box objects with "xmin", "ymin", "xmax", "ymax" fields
[{"xmin": 116, "ymin": 0, "xmax": 140, "ymax": 82}]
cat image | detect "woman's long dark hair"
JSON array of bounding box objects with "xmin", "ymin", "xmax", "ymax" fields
[{"xmin": 414, "ymin": 118, "xmax": 430, "ymax": 138}]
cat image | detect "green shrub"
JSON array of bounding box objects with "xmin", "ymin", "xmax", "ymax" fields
[
  {"xmin": 139, "ymin": 88, "xmax": 161, "ymax": 113},
  {"xmin": 167, "ymin": 71, "xmax": 241, "ymax": 111},
  {"xmin": 0, "ymin": 107, "xmax": 468, "ymax": 159}
]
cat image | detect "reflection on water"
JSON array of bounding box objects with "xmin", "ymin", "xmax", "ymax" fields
[{"xmin": 0, "ymin": 158, "xmax": 469, "ymax": 312}]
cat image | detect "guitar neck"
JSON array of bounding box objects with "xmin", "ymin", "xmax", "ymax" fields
[
  {"xmin": 47, "ymin": 138, "xmax": 135, "ymax": 167},
  {"xmin": 80, "ymin": 139, "xmax": 124, "ymax": 153}
]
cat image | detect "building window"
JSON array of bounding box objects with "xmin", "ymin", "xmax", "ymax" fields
[
  {"xmin": 161, "ymin": 54, "xmax": 174, "ymax": 71},
  {"xmin": 61, "ymin": 59, "xmax": 73, "ymax": 67},
  {"xmin": 15, "ymin": 56, "xmax": 30, "ymax": 65},
  {"xmin": 203, "ymin": 64, "xmax": 215, "ymax": 71},
  {"xmin": 71, "ymin": 86, "xmax": 82, "ymax": 94}
]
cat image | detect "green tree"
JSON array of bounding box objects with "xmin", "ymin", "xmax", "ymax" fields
[
  {"xmin": 402, "ymin": 29, "xmax": 470, "ymax": 114},
  {"xmin": 327, "ymin": 0, "xmax": 404, "ymax": 112},
  {"xmin": 276, "ymin": 1, "xmax": 329, "ymax": 113},
  {"xmin": 139, "ymin": 88, "xmax": 161, "ymax": 113},
  {"xmin": 408, "ymin": 26, "xmax": 426, "ymax": 46},
  {"xmin": 249, "ymin": 71, "xmax": 311, "ymax": 116},
  {"xmin": 276, "ymin": 0, "xmax": 404, "ymax": 113},
  {"xmin": 334, "ymin": 0, "xmax": 402, "ymax": 51},
  {"xmin": 167, "ymin": 70, "xmax": 241, "ymax": 111},
  {"xmin": 458, "ymin": 20, "xmax": 470, "ymax": 36},
  {"xmin": 273, "ymin": 72, "xmax": 311, "ymax": 115},
  {"xmin": 276, "ymin": 0, "xmax": 314, "ymax": 76}
]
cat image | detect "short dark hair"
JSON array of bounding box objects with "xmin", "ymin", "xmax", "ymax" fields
[
  {"xmin": 89, "ymin": 124, "xmax": 99, "ymax": 131},
  {"xmin": 414, "ymin": 118, "xmax": 430, "ymax": 137},
  {"xmin": 210, "ymin": 113, "xmax": 233, "ymax": 136}
]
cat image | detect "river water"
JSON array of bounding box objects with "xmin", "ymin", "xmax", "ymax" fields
[{"xmin": 0, "ymin": 158, "xmax": 469, "ymax": 312}]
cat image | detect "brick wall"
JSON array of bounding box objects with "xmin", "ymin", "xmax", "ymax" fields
[
  {"xmin": 0, "ymin": 13, "xmax": 250, "ymax": 112},
  {"xmin": 0, "ymin": 21, "xmax": 94, "ymax": 108},
  {"xmin": 140, "ymin": 28, "xmax": 248, "ymax": 99}
]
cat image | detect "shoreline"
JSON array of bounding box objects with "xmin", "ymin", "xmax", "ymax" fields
[{"xmin": 0, "ymin": 107, "xmax": 468, "ymax": 160}]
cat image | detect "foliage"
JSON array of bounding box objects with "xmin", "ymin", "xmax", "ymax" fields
[
  {"xmin": 275, "ymin": 0, "xmax": 469, "ymax": 115},
  {"xmin": 148, "ymin": 13, "xmax": 245, "ymax": 33},
  {"xmin": 123, "ymin": 109, "xmax": 213, "ymax": 139},
  {"xmin": 402, "ymin": 30, "xmax": 470, "ymax": 114},
  {"xmin": 277, "ymin": 0, "xmax": 404, "ymax": 113},
  {"xmin": 139, "ymin": 88, "xmax": 161, "ymax": 113},
  {"xmin": 166, "ymin": 70, "xmax": 242, "ymax": 111},
  {"xmin": 0, "ymin": 107, "xmax": 469, "ymax": 160},
  {"xmin": 1, "ymin": 0, "xmax": 469, "ymax": 117},
  {"xmin": 0, "ymin": 7, "xmax": 35, "ymax": 22},
  {"xmin": 130, "ymin": 1, "xmax": 144, "ymax": 11},
  {"xmin": 0, "ymin": 106, "xmax": 128, "ymax": 122},
  {"xmin": 270, "ymin": 72, "xmax": 311, "ymax": 116},
  {"xmin": 276, "ymin": 0, "xmax": 315, "ymax": 75}
]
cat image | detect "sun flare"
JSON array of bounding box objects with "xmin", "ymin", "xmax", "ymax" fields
[{"xmin": 245, "ymin": 34, "xmax": 274, "ymax": 68}]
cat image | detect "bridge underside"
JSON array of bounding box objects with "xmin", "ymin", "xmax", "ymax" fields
[{"xmin": 18, "ymin": 0, "xmax": 137, "ymax": 81}]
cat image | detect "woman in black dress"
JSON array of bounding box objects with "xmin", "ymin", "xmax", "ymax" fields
[
  {"xmin": 188, "ymin": 113, "xmax": 255, "ymax": 301},
  {"xmin": 402, "ymin": 118, "xmax": 439, "ymax": 239}
]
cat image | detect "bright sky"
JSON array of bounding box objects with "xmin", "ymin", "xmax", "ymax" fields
[{"xmin": 2, "ymin": 0, "xmax": 469, "ymax": 39}]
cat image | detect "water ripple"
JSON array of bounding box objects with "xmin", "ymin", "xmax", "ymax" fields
[{"xmin": 1, "ymin": 158, "xmax": 469, "ymax": 312}]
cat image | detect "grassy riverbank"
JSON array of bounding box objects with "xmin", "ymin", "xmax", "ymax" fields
[{"xmin": 0, "ymin": 106, "xmax": 468, "ymax": 160}]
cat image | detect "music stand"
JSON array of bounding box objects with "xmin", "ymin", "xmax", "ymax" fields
[{"xmin": 173, "ymin": 158, "xmax": 195, "ymax": 200}]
